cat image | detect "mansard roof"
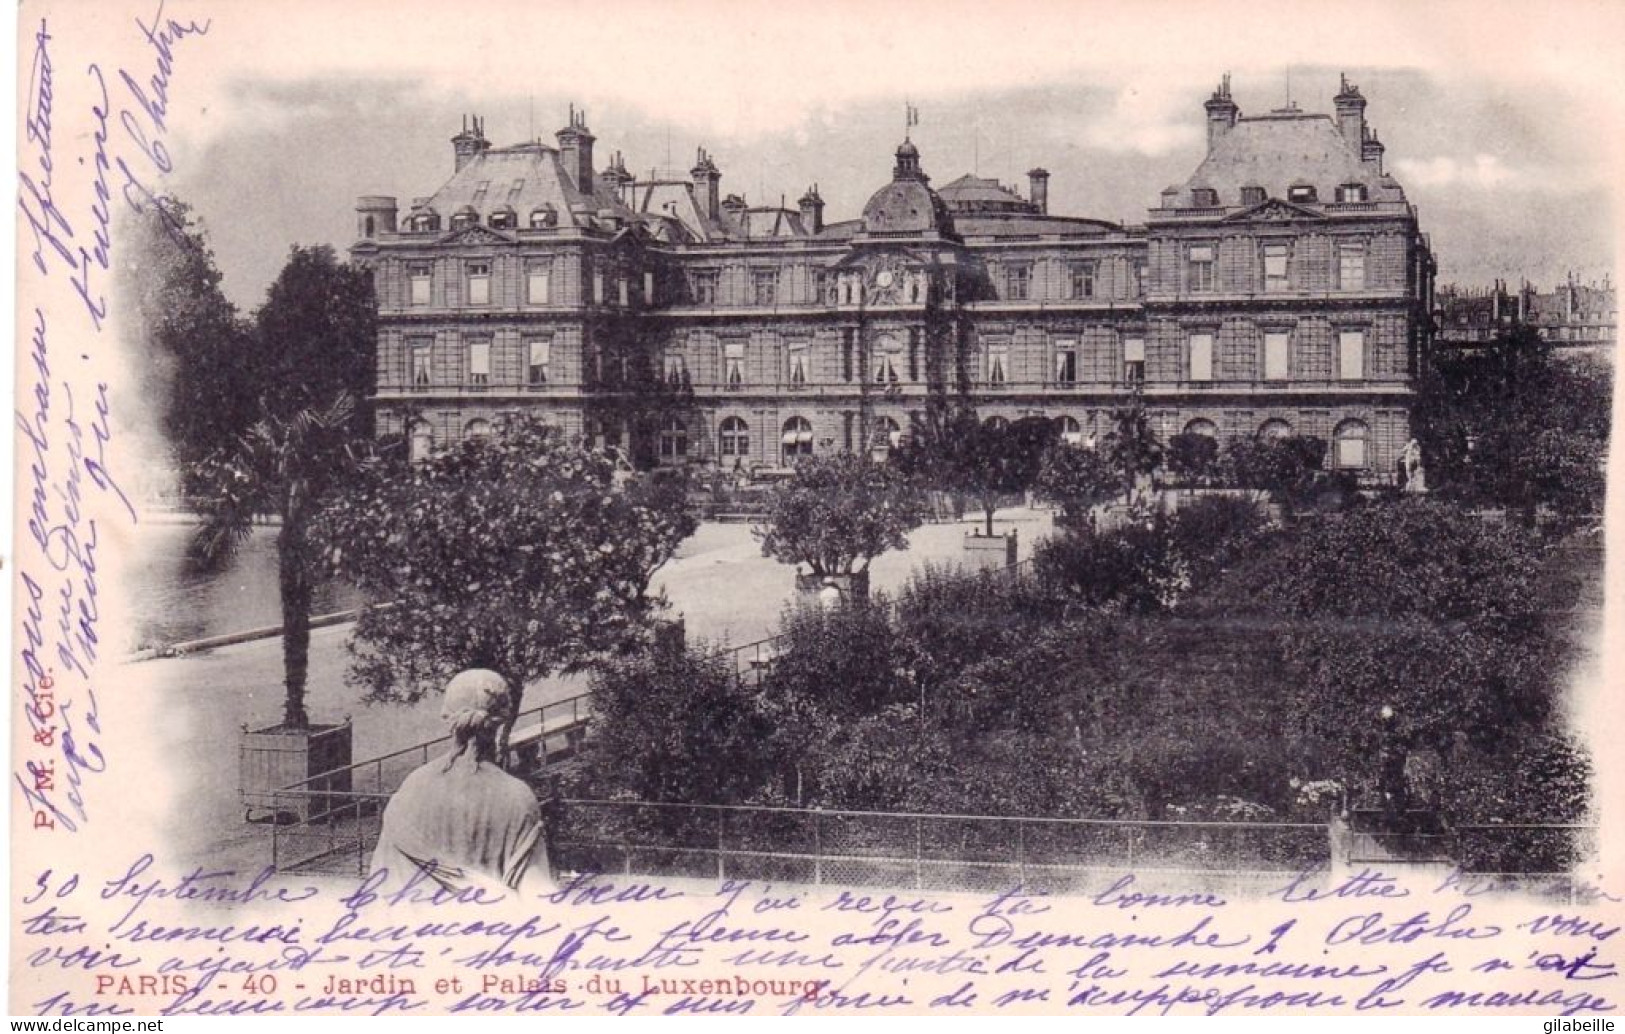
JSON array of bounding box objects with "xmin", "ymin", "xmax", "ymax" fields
[
  {"xmin": 414, "ymin": 142, "xmax": 635, "ymax": 230},
  {"xmin": 1170, "ymin": 112, "xmax": 1406, "ymax": 208}
]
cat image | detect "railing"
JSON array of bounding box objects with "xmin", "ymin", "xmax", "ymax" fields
[
  {"xmin": 267, "ymin": 693, "xmax": 594, "ymax": 875},
  {"xmin": 552, "ymin": 799, "xmax": 1329, "ymax": 894}
]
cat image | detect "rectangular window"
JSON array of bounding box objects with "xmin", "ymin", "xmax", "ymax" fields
[
  {"xmin": 527, "ymin": 339, "xmax": 555, "ymax": 386},
  {"xmin": 526, "ymin": 264, "xmax": 551, "ymax": 305},
  {"xmin": 1189, "ymin": 333, "xmax": 1214, "ymax": 381},
  {"xmin": 618, "ymin": 278, "xmax": 629, "ymax": 307},
  {"xmin": 471, "ymin": 180, "xmax": 491, "ymax": 203},
  {"xmin": 411, "ymin": 341, "xmax": 432, "ymax": 387},
  {"xmin": 468, "ymin": 338, "xmax": 491, "ymax": 385},
  {"xmin": 1004, "ymin": 265, "xmax": 1031, "ymax": 301},
  {"xmin": 987, "ymin": 345, "xmax": 1009, "ymax": 385},
  {"xmin": 1070, "ymin": 262, "xmax": 1097, "ymax": 300},
  {"xmin": 1337, "ymin": 435, "xmax": 1366, "ymax": 469},
  {"xmin": 1339, "ymin": 330, "xmax": 1365, "ymax": 380},
  {"xmin": 1123, "ymin": 337, "xmax": 1145, "ymax": 383},
  {"xmin": 724, "ymin": 341, "xmax": 746, "ymax": 388},
  {"xmin": 1263, "ymin": 245, "xmax": 1289, "ymax": 292},
  {"xmin": 752, "ymin": 270, "xmax": 778, "ymax": 307},
  {"xmin": 1054, "ymin": 341, "xmax": 1077, "ymax": 384},
  {"xmin": 841, "ymin": 329, "xmax": 854, "ymax": 381},
  {"xmin": 408, "ymin": 264, "xmax": 432, "ymax": 306},
  {"xmin": 507, "ymin": 178, "xmax": 525, "ymax": 201},
  {"xmin": 644, "ymin": 271, "xmax": 655, "ymax": 304},
  {"xmin": 692, "ymin": 270, "xmax": 719, "ymax": 305},
  {"xmin": 787, "ymin": 344, "xmax": 808, "ymax": 385},
  {"xmin": 1338, "ymin": 245, "xmax": 1366, "ymax": 291},
  {"xmin": 1187, "ymin": 246, "xmax": 1215, "ymax": 293},
  {"xmin": 466, "ymin": 262, "xmax": 491, "ymax": 306},
  {"xmin": 593, "ymin": 272, "xmax": 605, "ymax": 305},
  {"xmin": 1264, "ymin": 332, "xmax": 1290, "ymax": 380}
]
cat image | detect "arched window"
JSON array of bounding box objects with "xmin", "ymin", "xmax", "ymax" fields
[
  {"xmin": 781, "ymin": 416, "xmax": 814, "ymax": 464},
  {"xmin": 1258, "ymin": 418, "xmax": 1293, "ymax": 440},
  {"xmin": 464, "ymin": 418, "xmax": 492, "ymax": 439},
  {"xmin": 659, "ymin": 414, "xmax": 688, "ymax": 460},
  {"xmin": 1183, "ymin": 418, "xmax": 1218, "ymax": 438},
  {"xmin": 719, "ymin": 416, "xmax": 750, "ymax": 458},
  {"xmin": 1334, "ymin": 419, "xmax": 1370, "ymax": 470},
  {"xmin": 1056, "ymin": 415, "xmax": 1083, "ymax": 445},
  {"xmin": 409, "ymin": 420, "xmax": 434, "ymax": 463}
]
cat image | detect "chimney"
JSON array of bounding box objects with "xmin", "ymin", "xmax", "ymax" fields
[
  {"xmin": 691, "ymin": 147, "xmax": 721, "ymax": 222},
  {"xmin": 1203, "ymin": 73, "xmax": 1239, "ymax": 152},
  {"xmin": 597, "ymin": 150, "xmax": 635, "ymax": 205},
  {"xmin": 452, "ymin": 114, "xmax": 489, "ymax": 173},
  {"xmin": 798, "ymin": 183, "xmax": 824, "ymax": 234},
  {"xmin": 1333, "ymin": 74, "xmax": 1367, "ymax": 144},
  {"xmin": 1027, "ymin": 168, "xmax": 1050, "ymax": 215},
  {"xmin": 555, "ymin": 105, "xmax": 596, "ymax": 191},
  {"xmin": 1361, "ymin": 126, "xmax": 1385, "ymax": 175}
]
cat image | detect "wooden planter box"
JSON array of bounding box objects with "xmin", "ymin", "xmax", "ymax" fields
[
  {"xmin": 963, "ymin": 529, "xmax": 1018, "ymax": 570},
  {"xmin": 240, "ymin": 720, "xmax": 353, "ymax": 825}
]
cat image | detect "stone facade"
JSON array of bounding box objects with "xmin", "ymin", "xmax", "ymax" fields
[{"xmin": 352, "ymin": 78, "xmax": 1435, "ymax": 482}]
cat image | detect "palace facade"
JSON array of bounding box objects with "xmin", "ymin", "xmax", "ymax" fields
[{"xmin": 351, "ymin": 77, "xmax": 1435, "ymax": 481}]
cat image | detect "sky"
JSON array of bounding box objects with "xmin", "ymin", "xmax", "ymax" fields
[{"xmin": 121, "ymin": 0, "xmax": 1624, "ymax": 311}]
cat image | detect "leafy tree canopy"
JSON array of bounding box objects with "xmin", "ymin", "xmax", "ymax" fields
[
  {"xmin": 755, "ymin": 452, "xmax": 923, "ymax": 576},
  {"xmin": 253, "ymin": 244, "xmax": 378, "ymax": 431},
  {"xmin": 315, "ymin": 415, "xmax": 697, "ymax": 705}
]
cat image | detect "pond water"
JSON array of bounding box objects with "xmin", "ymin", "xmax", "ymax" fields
[{"xmin": 122, "ymin": 522, "xmax": 362, "ymax": 652}]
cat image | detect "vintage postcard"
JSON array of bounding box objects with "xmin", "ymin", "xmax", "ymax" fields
[{"xmin": 10, "ymin": 0, "xmax": 1625, "ymax": 1019}]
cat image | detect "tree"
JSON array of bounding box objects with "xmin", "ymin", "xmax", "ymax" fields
[
  {"xmin": 254, "ymin": 245, "xmax": 378, "ymax": 429},
  {"xmin": 1222, "ymin": 434, "xmax": 1328, "ymax": 512},
  {"xmin": 192, "ymin": 395, "xmax": 366, "ymax": 727},
  {"xmin": 893, "ymin": 410, "xmax": 1053, "ymax": 536},
  {"xmin": 1415, "ymin": 325, "xmax": 1611, "ymax": 524},
  {"xmin": 1034, "ymin": 439, "xmax": 1117, "ymax": 528},
  {"xmin": 315, "ymin": 415, "xmax": 697, "ymax": 711},
  {"xmin": 185, "ymin": 245, "xmax": 379, "ymax": 727},
  {"xmin": 117, "ymin": 195, "xmax": 257, "ymax": 498},
  {"xmin": 754, "ymin": 452, "xmax": 923, "ymax": 580},
  {"xmin": 1164, "ymin": 432, "xmax": 1219, "ymax": 486},
  {"xmin": 1102, "ymin": 398, "xmax": 1163, "ymax": 503}
]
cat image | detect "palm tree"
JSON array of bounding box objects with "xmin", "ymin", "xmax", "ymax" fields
[{"xmin": 191, "ymin": 393, "xmax": 364, "ymax": 728}]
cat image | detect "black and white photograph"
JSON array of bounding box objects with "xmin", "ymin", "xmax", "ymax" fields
[{"xmin": 10, "ymin": 0, "xmax": 1624, "ymax": 1018}]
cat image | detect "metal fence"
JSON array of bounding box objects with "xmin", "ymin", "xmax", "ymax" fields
[
  {"xmin": 551, "ymin": 798, "xmax": 1330, "ymax": 895},
  {"xmin": 268, "ymin": 692, "xmax": 593, "ymax": 876}
]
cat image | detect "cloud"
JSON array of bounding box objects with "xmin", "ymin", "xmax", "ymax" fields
[
  {"xmin": 1077, "ymin": 82, "xmax": 1204, "ymax": 157},
  {"xmin": 1394, "ymin": 154, "xmax": 1522, "ymax": 190}
]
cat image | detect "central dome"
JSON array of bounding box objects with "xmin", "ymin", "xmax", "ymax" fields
[{"xmin": 860, "ymin": 139, "xmax": 953, "ymax": 235}]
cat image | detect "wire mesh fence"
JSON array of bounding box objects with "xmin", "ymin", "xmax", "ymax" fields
[{"xmin": 551, "ymin": 799, "xmax": 1332, "ymax": 894}]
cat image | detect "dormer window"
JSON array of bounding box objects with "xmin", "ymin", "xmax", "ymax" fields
[
  {"xmin": 1287, "ymin": 184, "xmax": 1318, "ymax": 203},
  {"xmin": 471, "ymin": 180, "xmax": 491, "ymax": 203},
  {"xmin": 1336, "ymin": 183, "xmax": 1369, "ymax": 203},
  {"xmin": 529, "ymin": 206, "xmax": 557, "ymax": 229},
  {"xmin": 409, "ymin": 211, "xmax": 440, "ymax": 233},
  {"xmin": 489, "ymin": 207, "xmax": 516, "ymax": 230},
  {"xmin": 1240, "ymin": 186, "xmax": 1266, "ymax": 206},
  {"xmin": 451, "ymin": 206, "xmax": 480, "ymax": 230},
  {"xmin": 1191, "ymin": 188, "xmax": 1219, "ymax": 208}
]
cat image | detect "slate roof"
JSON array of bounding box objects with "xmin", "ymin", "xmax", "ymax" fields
[
  {"xmin": 1171, "ymin": 112, "xmax": 1406, "ymax": 207},
  {"xmin": 413, "ymin": 142, "xmax": 634, "ymax": 229}
]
